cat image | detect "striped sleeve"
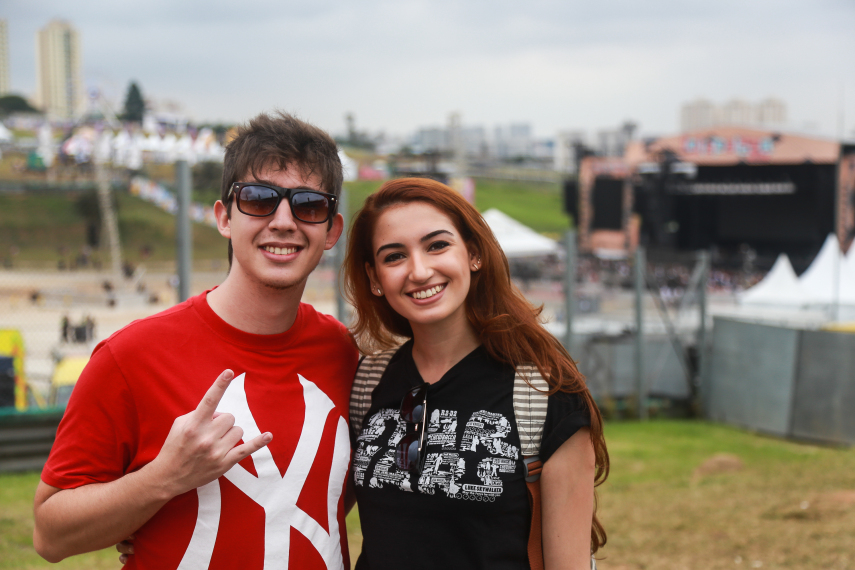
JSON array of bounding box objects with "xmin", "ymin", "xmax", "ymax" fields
[
  {"xmin": 349, "ymin": 348, "xmax": 398, "ymax": 435},
  {"xmin": 512, "ymin": 364, "xmax": 550, "ymax": 457}
]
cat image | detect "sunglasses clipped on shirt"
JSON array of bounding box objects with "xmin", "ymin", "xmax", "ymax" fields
[
  {"xmin": 227, "ymin": 182, "xmax": 338, "ymax": 224},
  {"xmin": 395, "ymin": 383, "xmax": 430, "ymax": 474}
]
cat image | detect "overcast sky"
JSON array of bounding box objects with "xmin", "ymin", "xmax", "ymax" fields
[{"xmin": 4, "ymin": 0, "xmax": 855, "ymax": 139}]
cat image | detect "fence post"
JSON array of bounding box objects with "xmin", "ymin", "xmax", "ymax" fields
[
  {"xmin": 335, "ymin": 186, "xmax": 349, "ymax": 324},
  {"xmin": 95, "ymin": 162, "xmax": 123, "ymax": 279},
  {"xmin": 696, "ymin": 249, "xmax": 710, "ymax": 412},
  {"xmin": 635, "ymin": 246, "xmax": 647, "ymax": 420},
  {"xmin": 563, "ymin": 230, "xmax": 577, "ymax": 352},
  {"xmin": 175, "ymin": 160, "xmax": 192, "ymax": 303}
]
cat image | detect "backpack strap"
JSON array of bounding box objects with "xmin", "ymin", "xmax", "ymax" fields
[
  {"xmin": 349, "ymin": 347, "xmax": 399, "ymax": 435},
  {"xmin": 512, "ymin": 364, "xmax": 550, "ymax": 570}
]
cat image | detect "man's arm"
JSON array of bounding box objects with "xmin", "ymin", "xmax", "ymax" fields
[
  {"xmin": 33, "ymin": 369, "xmax": 272, "ymax": 562},
  {"xmin": 540, "ymin": 427, "xmax": 596, "ymax": 570}
]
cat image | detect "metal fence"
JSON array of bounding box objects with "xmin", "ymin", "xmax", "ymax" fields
[
  {"xmin": 572, "ymin": 333, "xmax": 691, "ymax": 402},
  {"xmin": 706, "ymin": 317, "xmax": 855, "ymax": 445}
]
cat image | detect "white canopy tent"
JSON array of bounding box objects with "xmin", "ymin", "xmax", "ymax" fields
[
  {"xmin": 840, "ymin": 245, "xmax": 855, "ymax": 305},
  {"xmin": 339, "ymin": 150, "xmax": 358, "ymax": 182},
  {"xmin": 798, "ymin": 234, "xmax": 850, "ymax": 305},
  {"xmin": 481, "ymin": 209, "xmax": 559, "ymax": 259},
  {"xmin": 740, "ymin": 254, "xmax": 806, "ymax": 306},
  {"xmin": 0, "ymin": 123, "xmax": 13, "ymax": 143},
  {"xmin": 741, "ymin": 234, "xmax": 855, "ymax": 308}
]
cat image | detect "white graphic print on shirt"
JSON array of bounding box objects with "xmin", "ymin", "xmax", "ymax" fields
[
  {"xmin": 460, "ymin": 411, "xmax": 519, "ymax": 459},
  {"xmin": 352, "ymin": 444, "xmax": 379, "ymax": 486},
  {"xmin": 357, "ymin": 407, "xmax": 519, "ymax": 503},
  {"xmin": 369, "ymin": 450, "xmax": 413, "ymax": 491},
  {"xmin": 178, "ymin": 373, "xmax": 349, "ymax": 570},
  {"xmin": 418, "ymin": 452, "xmax": 466, "ymax": 496},
  {"xmin": 458, "ymin": 457, "xmax": 517, "ymax": 501},
  {"xmin": 354, "ymin": 409, "xmax": 406, "ymax": 486},
  {"xmin": 426, "ymin": 409, "xmax": 458, "ymax": 450}
]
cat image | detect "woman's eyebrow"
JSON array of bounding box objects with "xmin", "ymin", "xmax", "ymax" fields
[
  {"xmin": 376, "ymin": 242, "xmax": 404, "ymax": 256},
  {"xmin": 421, "ymin": 229, "xmax": 453, "ymax": 242},
  {"xmin": 375, "ymin": 230, "xmax": 453, "ymax": 257}
]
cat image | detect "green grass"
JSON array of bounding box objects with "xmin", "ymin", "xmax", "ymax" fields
[
  {"xmin": 114, "ymin": 192, "xmax": 226, "ymax": 264},
  {"xmin": 598, "ymin": 421, "xmax": 855, "ymax": 569},
  {"xmin": 342, "ymin": 178, "xmax": 570, "ymax": 235},
  {"xmin": 473, "ymin": 178, "xmax": 571, "ymax": 236},
  {"xmin": 0, "ymin": 473, "xmax": 119, "ymax": 570},
  {"xmin": 3, "ymin": 421, "xmax": 853, "ymax": 569}
]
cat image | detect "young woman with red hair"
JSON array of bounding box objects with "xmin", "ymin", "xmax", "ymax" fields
[{"xmin": 344, "ymin": 177, "xmax": 608, "ymax": 570}]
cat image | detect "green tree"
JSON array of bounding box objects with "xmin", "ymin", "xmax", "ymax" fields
[
  {"xmin": 0, "ymin": 94, "xmax": 41, "ymax": 117},
  {"xmin": 122, "ymin": 82, "xmax": 146, "ymax": 123}
]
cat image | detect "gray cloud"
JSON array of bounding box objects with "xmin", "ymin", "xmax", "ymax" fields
[{"xmin": 4, "ymin": 0, "xmax": 854, "ymax": 137}]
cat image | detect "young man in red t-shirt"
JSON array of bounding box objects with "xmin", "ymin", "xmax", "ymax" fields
[{"xmin": 33, "ymin": 113, "xmax": 360, "ymax": 570}]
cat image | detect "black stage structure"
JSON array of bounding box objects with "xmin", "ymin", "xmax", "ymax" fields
[{"xmin": 574, "ymin": 128, "xmax": 854, "ymax": 272}]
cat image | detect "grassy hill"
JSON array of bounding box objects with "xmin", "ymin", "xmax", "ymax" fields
[
  {"xmin": 0, "ymin": 189, "xmax": 226, "ymax": 268},
  {"xmin": 0, "ymin": 177, "xmax": 569, "ymax": 268}
]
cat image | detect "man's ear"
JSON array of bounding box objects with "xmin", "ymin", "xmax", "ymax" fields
[
  {"xmin": 324, "ymin": 213, "xmax": 345, "ymax": 250},
  {"xmin": 214, "ymin": 200, "xmax": 231, "ymax": 239}
]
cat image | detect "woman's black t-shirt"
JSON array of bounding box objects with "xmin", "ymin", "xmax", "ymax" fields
[{"xmin": 352, "ymin": 342, "xmax": 590, "ymax": 570}]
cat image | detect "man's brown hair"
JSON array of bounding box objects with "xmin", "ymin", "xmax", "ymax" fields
[{"xmin": 221, "ymin": 111, "xmax": 343, "ymax": 265}]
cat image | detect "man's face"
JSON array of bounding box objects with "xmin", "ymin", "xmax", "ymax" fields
[{"xmin": 214, "ymin": 163, "xmax": 343, "ymax": 291}]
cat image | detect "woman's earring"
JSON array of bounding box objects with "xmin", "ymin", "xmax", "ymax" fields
[{"xmin": 375, "ymin": 286, "xmax": 383, "ymax": 295}]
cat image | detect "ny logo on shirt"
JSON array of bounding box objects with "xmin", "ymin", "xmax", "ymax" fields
[{"xmin": 178, "ymin": 374, "xmax": 349, "ymax": 570}]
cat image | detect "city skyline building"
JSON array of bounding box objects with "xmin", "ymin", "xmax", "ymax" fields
[
  {"xmin": 0, "ymin": 19, "xmax": 10, "ymax": 96},
  {"xmin": 681, "ymin": 97, "xmax": 788, "ymax": 132},
  {"xmin": 35, "ymin": 19, "xmax": 84, "ymax": 120}
]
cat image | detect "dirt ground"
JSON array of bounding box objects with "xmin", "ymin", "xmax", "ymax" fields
[{"xmin": 0, "ymin": 267, "xmax": 337, "ymax": 396}]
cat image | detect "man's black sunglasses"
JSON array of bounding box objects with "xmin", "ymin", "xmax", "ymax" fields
[
  {"xmin": 395, "ymin": 383, "xmax": 429, "ymax": 474},
  {"xmin": 227, "ymin": 182, "xmax": 338, "ymax": 224}
]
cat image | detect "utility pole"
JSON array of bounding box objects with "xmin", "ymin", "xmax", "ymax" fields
[
  {"xmin": 335, "ymin": 187, "xmax": 349, "ymax": 323},
  {"xmin": 563, "ymin": 230, "xmax": 577, "ymax": 352},
  {"xmin": 696, "ymin": 250, "xmax": 710, "ymax": 411},
  {"xmin": 176, "ymin": 160, "xmax": 192, "ymax": 303},
  {"xmin": 94, "ymin": 145, "xmax": 123, "ymax": 280},
  {"xmin": 634, "ymin": 246, "xmax": 647, "ymax": 420}
]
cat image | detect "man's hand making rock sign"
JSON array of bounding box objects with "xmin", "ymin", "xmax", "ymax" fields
[
  {"xmin": 33, "ymin": 370, "xmax": 272, "ymax": 563},
  {"xmin": 147, "ymin": 369, "xmax": 273, "ymax": 497}
]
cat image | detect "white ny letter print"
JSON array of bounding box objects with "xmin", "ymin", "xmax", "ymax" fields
[{"xmin": 178, "ymin": 374, "xmax": 350, "ymax": 570}]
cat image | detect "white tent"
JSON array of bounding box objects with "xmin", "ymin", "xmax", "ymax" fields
[
  {"xmin": 481, "ymin": 209, "xmax": 559, "ymax": 258},
  {"xmin": 799, "ymin": 234, "xmax": 846, "ymax": 305},
  {"xmin": 339, "ymin": 150, "xmax": 358, "ymax": 182},
  {"xmin": 175, "ymin": 133, "xmax": 195, "ymax": 163},
  {"xmin": 840, "ymin": 244, "xmax": 855, "ymax": 305},
  {"xmin": 740, "ymin": 253, "xmax": 806, "ymax": 306},
  {"xmin": 0, "ymin": 123, "xmax": 13, "ymax": 142},
  {"xmin": 94, "ymin": 131, "xmax": 113, "ymax": 164}
]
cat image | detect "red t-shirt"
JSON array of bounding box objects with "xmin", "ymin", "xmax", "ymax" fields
[{"xmin": 42, "ymin": 292, "xmax": 359, "ymax": 570}]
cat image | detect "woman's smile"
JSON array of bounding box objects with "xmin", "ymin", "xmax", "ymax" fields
[{"xmin": 407, "ymin": 283, "xmax": 446, "ymax": 300}]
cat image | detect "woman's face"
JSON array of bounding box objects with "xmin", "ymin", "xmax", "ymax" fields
[{"xmin": 366, "ymin": 202, "xmax": 479, "ymax": 332}]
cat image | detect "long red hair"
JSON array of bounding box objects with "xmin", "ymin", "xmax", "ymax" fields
[{"xmin": 343, "ymin": 177, "xmax": 608, "ymax": 552}]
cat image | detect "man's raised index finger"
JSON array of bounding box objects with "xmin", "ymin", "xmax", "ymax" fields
[{"xmin": 195, "ymin": 369, "xmax": 235, "ymax": 419}]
